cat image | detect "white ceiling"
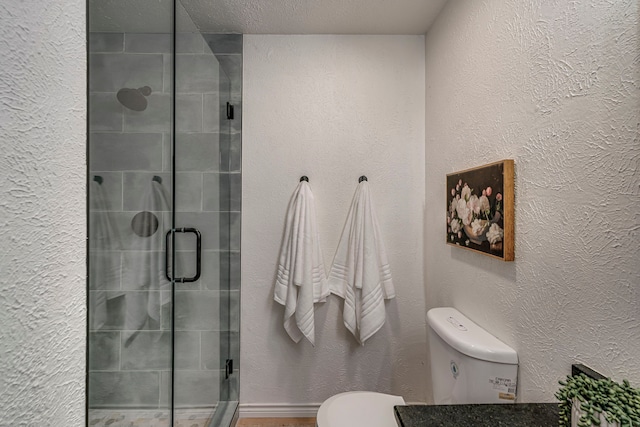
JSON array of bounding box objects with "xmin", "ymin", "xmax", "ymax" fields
[{"xmin": 89, "ymin": 0, "xmax": 449, "ymax": 35}]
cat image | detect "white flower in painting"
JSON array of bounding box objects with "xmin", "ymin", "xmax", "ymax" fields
[
  {"xmin": 467, "ymin": 195, "xmax": 480, "ymax": 215},
  {"xmin": 449, "ymin": 199, "xmax": 457, "ymax": 216},
  {"xmin": 456, "ymin": 199, "xmax": 473, "ymax": 226},
  {"xmin": 461, "ymin": 184, "xmax": 471, "ymax": 201},
  {"xmin": 479, "ymin": 195, "xmax": 490, "ymax": 214},
  {"xmin": 451, "ymin": 219, "xmax": 462, "ymax": 234},
  {"xmin": 471, "ymin": 218, "xmax": 488, "ymax": 236},
  {"xmin": 486, "ymin": 223, "xmax": 504, "ymax": 244}
]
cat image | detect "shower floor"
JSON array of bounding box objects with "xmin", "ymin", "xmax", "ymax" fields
[{"xmin": 88, "ymin": 408, "xmax": 215, "ymax": 427}]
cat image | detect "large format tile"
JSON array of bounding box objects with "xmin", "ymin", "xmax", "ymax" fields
[
  {"xmin": 202, "ymin": 173, "xmax": 224, "ymax": 211},
  {"xmin": 220, "ymin": 133, "xmax": 241, "ymax": 172},
  {"xmin": 90, "ymin": 33, "xmax": 124, "ymax": 53},
  {"xmin": 222, "ymin": 330, "xmax": 240, "ymax": 371},
  {"xmin": 89, "ymin": 331, "xmax": 120, "ymax": 371},
  {"xmin": 90, "ymin": 93, "xmax": 124, "ymax": 131},
  {"xmin": 200, "ymin": 331, "xmax": 220, "ymax": 370},
  {"xmin": 172, "ymin": 250, "xmax": 203, "ymax": 290},
  {"xmin": 216, "ymin": 54, "xmax": 242, "ymax": 97},
  {"xmin": 122, "ymin": 172, "xmax": 171, "ymax": 212},
  {"xmin": 120, "ymin": 331, "xmax": 199, "ymax": 370},
  {"xmin": 175, "ymin": 133, "xmax": 220, "ymax": 172},
  {"xmin": 176, "ymin": 33, "xmax": 204, "ymax": 53},
  {"xmin": 176, "ymin": 54, "xmax": 220, "ymax": 94},
  {"xmin": 230, "ymin": 212, "xmax": 240, "ymax": 251},
  {"xmin": 90, "ymin": 133, "xmax": 163, "ymax": 172},
  {"xmin": 174, "ymin": 290, "xmax": 220, "ymax": 331},
  {"xmin": 201, "ymin": 331, "xmax": 240, "ymax": 371},
  {"xmin": 173, "ymin": 212, "xmax": 229, "ymax": 251},
  {"xmin": 219, "ymin": 290, "xmax": 240, "ymax": 332},
  {"xmin": 203, "ymin": 93, "xmax": 220, "ymax": 133},
  {"xmin": 229, "ymin": 173, "xmax": 241, "ymax": 211},
  {"xmin": 170, "ymin": 370, "xmax": 221, "ymax": 407},
  {"xmin": 121, "ymin": 251, "xmax": 169, "ymax": 290},
  {"xmin": 89, "ymin": 251, "xmax": 121, "ymax": 291},
  {"xmin": 177, "ymin": 94, "xmax": 204, "ymax": 132},
  {"xmin": 90, "ymin": 210, "xmax": 167, "ymax": 251},
  {"xmin": 228, "ymin": 251, "xmax": 240, "ymax": 291},
  {"xmin": 89, "ymin": 171, "xmax": 123, "ymax": 211},
  {"xmin": 89, "ymin": 371, "xmax": 161, "ymax": 407},
  {"xmin": 125, "ymin": 33, "xmax": 171, "ymax": 53},
  {"xmin": 124, "ymin": 93, "xmax": 171, "ymax": 132},
  {"xmin": 94, "ymin": 291, "xmax": 163, "ymax": 332},
  {"xmin": 90, "ymin": 53, "xmax": 164, "ymax": 93}
]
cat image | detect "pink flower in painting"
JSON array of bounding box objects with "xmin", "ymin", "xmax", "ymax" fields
[
  {"xmin": 451, "ymin": 188, "xmax": 455, "ymax": 196},
  {"xmin": 482, "ymin": 189, "xmax": 486, "ymax": 196},
  {"xmin": 458, "ymin": 179, "xmax": 462, "ymax": 187},
  {"xmin": 479, "ymin": 195, "xmax": 490, "ymax": 213},
  {"xmin": 496, "ymin": 193, "xmax": 502, "ymax": 202},
  {"xmin": 457, "ymin": 231, "xmax": 463, "ymax": 239},
  {"xmin": 486, "ymin": 186, "xmax": 492, "ymax": 196}
]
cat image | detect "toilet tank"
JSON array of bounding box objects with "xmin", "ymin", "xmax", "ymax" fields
[{"xmin": 427, "ymin": 307, "xmax": 518, "ymax": 405}]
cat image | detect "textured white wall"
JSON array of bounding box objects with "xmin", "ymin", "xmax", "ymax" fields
[
  {"xmin": 0, "ymin": 1, "xmax": 86, "ymax": 425},
  {"xmin": 242, "ymin": 35, "xmax": 427, "ymax": 405},
  {"xmin": 425, "ymin": 0, "xmax": 640, "ymax": 403}
]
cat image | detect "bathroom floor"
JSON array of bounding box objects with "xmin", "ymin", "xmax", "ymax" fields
[
  {"xmin": 88, "ymin": 409, "xmax": 214, "ymax": 427},
  {"xmin": 236, "ymin": 418, "xmax": 316, "ymax": 427}
]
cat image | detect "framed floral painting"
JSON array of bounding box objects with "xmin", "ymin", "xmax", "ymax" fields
[{"xmin": 446, "ymin": 160, "xmax": 514, "ymax": 261}]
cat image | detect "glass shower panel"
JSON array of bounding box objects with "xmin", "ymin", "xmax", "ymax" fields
[
  {"xmin": 171, "ymin": 1, "xmax": 236, "ymax": 423},
  {"xmin": 87, "ymin": 0, "xmax": 174, "ymax": 425}
]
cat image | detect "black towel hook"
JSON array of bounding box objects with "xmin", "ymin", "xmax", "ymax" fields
[
  {"xmin": 93, "ymin": 175, "xmax": 103, "ymax": 185},
  {"xmin": 152, "ymin": 175, "xmax": 163, "ymax": 184},
  {"xmin": 300, "ymin": 176, "xmax": 309, "ymax": 182},
  {"xmin": 359, "ymin": 175, "xmax": 368, "ymax": 183}
]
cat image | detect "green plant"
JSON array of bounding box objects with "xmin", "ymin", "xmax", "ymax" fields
[{"xmin": 556, "ymin": 373, "xmax": 640, "ymax": 427}]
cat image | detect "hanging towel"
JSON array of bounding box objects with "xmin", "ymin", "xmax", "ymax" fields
[
  {"xmin": 274, "ymin": 181, "xmax": 329, "ymax": 345},
  {"xmin": 328, "ymin": 180, "xmax": 394, "ymax": 345},
  {"xmin": 123, "ymin": 180, "xmax": 171, "ymax": 346},
  {"xmin": 89, "ymin": 180, "xmax": 122, "ymax": 330}
]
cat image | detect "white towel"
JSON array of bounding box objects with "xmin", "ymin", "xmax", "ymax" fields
[
  {"xmin": 328, "ymin": 180, "xmax": 394, "ymax": 345},
  {"xmin": 274, "ymin": 181, "xmax": 329, "ymax": 345},
  {"xmin": 124, "ymin": 180, "xmax": 171, "ymax": 346},
  {"xmin": 89, "ymin": 180, "xmax": 122, "ymax": 330}
]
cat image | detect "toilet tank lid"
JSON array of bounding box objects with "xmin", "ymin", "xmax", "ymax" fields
[{"xmin": 427, "ymin": 307, "xmax": 518, "ymax": 365}]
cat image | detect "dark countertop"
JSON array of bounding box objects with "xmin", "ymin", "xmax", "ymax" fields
[{"xmin": 394, "ymin": 403, "xmax": 559, "ymax": 427}]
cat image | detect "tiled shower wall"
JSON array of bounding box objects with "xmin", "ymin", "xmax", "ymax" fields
[{"xmin": 88, "ymin": 32, "xmax": 241, "ymax": 409}]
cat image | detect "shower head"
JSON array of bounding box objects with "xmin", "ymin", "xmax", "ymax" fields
[{"xmin": 117, "ymin": 86, "xmax": 152, "ymax": 111}]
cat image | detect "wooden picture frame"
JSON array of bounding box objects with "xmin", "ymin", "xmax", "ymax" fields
[{"xmin": 446, "ymin": 159, "xmax": 514, "ymax": 261}]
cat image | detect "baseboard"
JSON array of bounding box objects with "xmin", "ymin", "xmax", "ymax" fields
[{"xmin": 238, "ymin": 403, "xmax": 321, "ymax": 418}]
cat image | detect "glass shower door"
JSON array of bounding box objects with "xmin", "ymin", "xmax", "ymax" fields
[{"xmin": 170, "ymin": 2, "xmax": 237, "ymax": 424}]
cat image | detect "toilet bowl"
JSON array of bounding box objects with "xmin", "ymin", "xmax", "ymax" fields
[
  {"xmin": 316, "ymin": 307, "xmax": 519, "ymax": 426},
  {"xmin": 316, "ymin": 391, "xmax": 405, "ymax": 427}
]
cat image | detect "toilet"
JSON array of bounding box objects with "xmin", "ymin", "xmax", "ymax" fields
[{"xmin": 316, "ymin": 307, "xmax": 519, "ymax": 427}]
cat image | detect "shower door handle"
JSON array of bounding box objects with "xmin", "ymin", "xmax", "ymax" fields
[{"xmin": 165, "ymin": 227, "xmax": 202, "ymax": 283}]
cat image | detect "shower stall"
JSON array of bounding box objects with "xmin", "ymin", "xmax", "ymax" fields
[{"xmin": 87, "ymin": 1, "xmax": 241, "ymax": 426}]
